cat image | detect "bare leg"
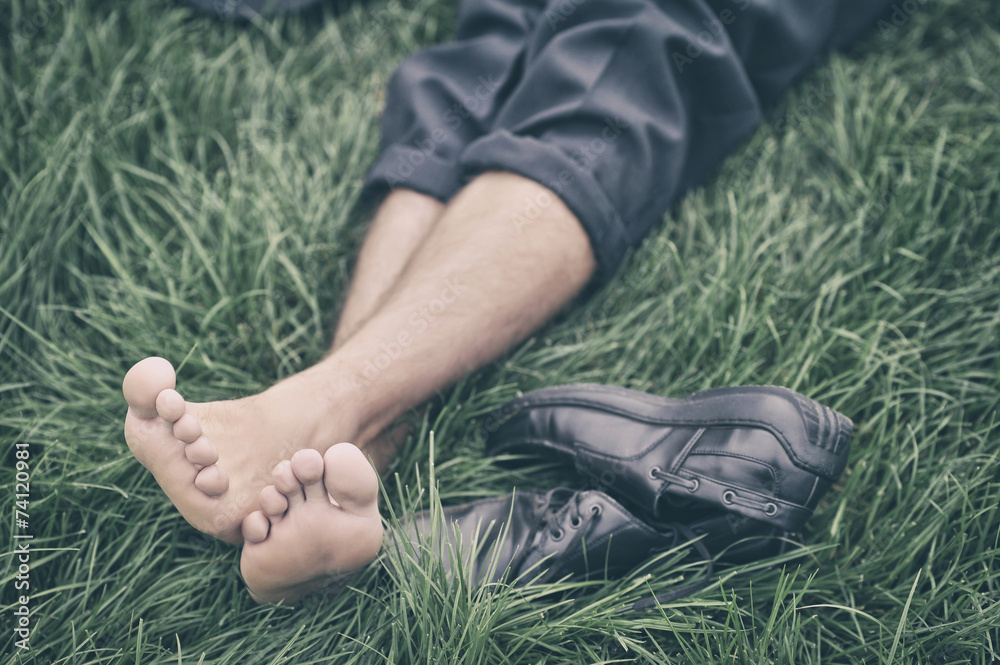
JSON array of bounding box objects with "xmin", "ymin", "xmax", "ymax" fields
[
  {"xmin": 332, "ymin": 189, "xmax": 444, "ymax": 347},
  {"xmin": 123, "ymin": 171, "xmax": 595, "ymax": 545},
  {"xmin": 328, "ymin": 171, "xmax": 596, "ymax": 448},
  {"xmin": 330, "ymin": 189, "xmax": 445, "ymax": 459}
]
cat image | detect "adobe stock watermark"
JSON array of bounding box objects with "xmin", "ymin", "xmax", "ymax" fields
[
  {"xmin": 672, "ymin": 0, "xmax": 752, "ymax": 73},
  {"xmin": 544, "ymin": 0, "xmax": 588, "ymax": 30},
  {"xmin": 11, "ymin": 442, "xmax": 33, "ymax": 651},
  {"xmin": 351, "ymin": 275, "xmax": 467, "ymax": 386},
  {"xmin": 353, "ymin": 0, "xmax": 406, "ymax": 53},
  {"xmin": 509, "ymin": 115, "xmax": 630, "ymax": 234},
  {"xmin": 233, "ymin": 104, "xmax": 300, "ymax": 179},
  {"xmin": 731, "ymin": 77, "xmax": 836, "ymax": 179},
  {"xmin": 877, "ymin": 0, "xmax": 930, "ymax": 38},
  {"xmin": 8, "ymin": 0, "xmax": 70, "ymax": 55},
  {"xmin": 79, "ymin": 63, "xmax": 177, "ymax": 152},
  {"xmin": 383, "ymin": 74, "xmax": 502, "ymax": 188}
]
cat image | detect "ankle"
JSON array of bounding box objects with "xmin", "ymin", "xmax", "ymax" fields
[{"xmin": 261, "ymin": 366, "xmax": 365, "ymax": 453}]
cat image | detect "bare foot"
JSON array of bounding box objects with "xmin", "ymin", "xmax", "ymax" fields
[
  {"xmin": 122, "ymin": 357, "xmax": 358, "ymax": 544},
  {"xmin": 239, "ymin": 444, "xmax": 383, "ymax": 604}
]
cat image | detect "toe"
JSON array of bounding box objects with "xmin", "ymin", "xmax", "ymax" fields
[
  {"xmin": 289, "ymin": 449, "xmax": 327, "ymax": 501},
  {"xmin": 272, "ymin": 460, "xmax": 305, "ymax": 507},
  {"xmin": 194, "ymin": 465, "xmax": 229, "ymax": 496},
  {"xmin": 185, "ymin": 436, "xmax": 219, "ymax": 465},
  {"xmin": 323, "ymin": 442, "xmax": 379, "ymax": 516},
  {"xmin": 155, "ymin": 389, "xmax": 186, "ymax": 423},
  {"xmin": 242, "ymin": 511, "xmax": 270, "ymax": 543},
  {"xmin": 123, "ymin": 357, "xmax": 177, "ymax": 419},
  {"xmin": 259, "ymin": 485, "xmax": 288, "ymax": 518},
  {"xmin": 173, "ymin": 414, "xmax": 202, "ymax": 443}
]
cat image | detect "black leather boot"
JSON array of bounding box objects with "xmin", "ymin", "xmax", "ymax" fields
[
  {"xmin": 484, "ymin": 384, "xmax": 853, "ymax": 534},
  {"xmin": 394, "ymin": 487, "xmax": 785, "ymax": 607},
  {"xmin": 398, "ymin": 488, "xmax": 670, "ymax": 587},
  {"xmin": 391, "ymin": 385, "xmax": 851, "ymax": 608}
]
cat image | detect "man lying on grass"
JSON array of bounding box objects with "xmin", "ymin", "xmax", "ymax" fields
[{"xmin": 123, "ymin": 0, "xmax": 893, "ymax": 603}]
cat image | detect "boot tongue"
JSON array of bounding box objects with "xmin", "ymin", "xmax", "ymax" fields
[
  {"xmin": 535, "ymin": 488, "xmax": 587, "ymax": 543},
  {"xmin": 536, "ymin": 488, "xmax": 578, "ymax": 522}
]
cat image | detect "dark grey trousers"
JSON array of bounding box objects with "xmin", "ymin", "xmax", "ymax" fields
[{"xmin": 363, "ymin": 0, "xmax": 895, "ymax": 283}]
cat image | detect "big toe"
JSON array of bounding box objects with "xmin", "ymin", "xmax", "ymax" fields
[
  {"xmin": 123, "ymin": 357, "xmax": 177, "ymax": 419},
  {"xmin": 323, "ymin": 443, "xmax": 379, "ymax": 516}
]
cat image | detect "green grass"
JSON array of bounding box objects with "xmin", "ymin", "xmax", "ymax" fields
[{"xmin": 2, "ymin": 0, "xmax": 999, "ymax": 662}]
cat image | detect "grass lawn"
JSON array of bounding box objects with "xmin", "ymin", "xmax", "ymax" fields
[{"xmin": 2, "ymin": 0, "xmax": 999, "ymax": 662}]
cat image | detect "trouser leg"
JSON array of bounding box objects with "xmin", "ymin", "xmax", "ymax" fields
[
  {"xmin": 366, "ymin": 0, "xmax": 896, "ymax": 284},
  {"xmin": 362, "ymin": 0, "xmax": 547, "ymax": 203}
]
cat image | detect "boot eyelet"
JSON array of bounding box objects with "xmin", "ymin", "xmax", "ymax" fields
[
  {"xmin": 687, "ymin": 478, "xmax": 700, "ymax": 493},
  {"xmin": 764, "ymin": 503, "xmax": 778, "ymax": 516},
  {"xmin": 569, "ymin": 516, "xmax": 582, "ymax": 528},
  {"xmin": 591, "ymin": 505, "xmax": 602, "ymax": 516},
  {"xmin": 550, "ymin": 528, "xmax": 565, "ymax": 541},
  {"xmin": 722, "ymin": 490, "xmax": 735, "ymax": 505},
  {"xmin": 648, "ymin": 466, "xmax": 662, "ymax": 479}
]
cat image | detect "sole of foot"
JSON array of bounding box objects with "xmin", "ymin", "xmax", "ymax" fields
[
  {"xmin": 123, "ymin": 357, "xmax": 246, "ymax": 544},
  {"xmin": 240, "ymin": 443, "xmax": 383, "ymax": 604}
]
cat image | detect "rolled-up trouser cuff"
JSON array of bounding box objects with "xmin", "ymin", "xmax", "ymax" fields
[
  {"xmin": 460, "ymin": 130, "xmax": 630, "ymax": 287},
  {"xmin": 361, "ymin": 144, "xmax": 468, "ymax": 208}
]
